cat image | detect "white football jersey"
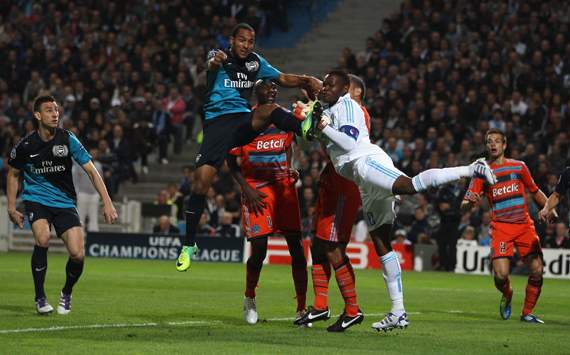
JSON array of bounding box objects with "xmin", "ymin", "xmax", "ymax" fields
[{"xmin": 323, "ymin": 93, "xmax": 382, "ymax": 172}]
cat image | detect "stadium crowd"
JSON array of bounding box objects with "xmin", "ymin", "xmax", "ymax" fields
[
  {"xmin": 1, "ymin": 0, "xmax": 570, "ymax": 270},
  {"xmin": 0, "ymin": 0, "xmax": 286, "ymax": 196}
]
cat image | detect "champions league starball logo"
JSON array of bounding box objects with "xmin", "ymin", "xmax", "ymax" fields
[{"xmin": 52, "ymin": 145, "xmax": 69, "ymax": 157}]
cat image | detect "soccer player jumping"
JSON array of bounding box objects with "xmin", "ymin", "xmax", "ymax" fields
[
  {"xmin": 176, "ymin": 23, "xmax": 321, "ymax": 271},
  {"xmin": 227, "ymin": 80, "xmax": 307, "ymax": 324},
  {"xmin": 461, "ymin": 129, "xmax": 547, "ymax": 324},
  {"xmin": 309, "ymin": 71, "xmax": 496, "ymax": 331},
  {"xmin": 7, "ymin": 95, "xmax": 118, "ymax": 315}
]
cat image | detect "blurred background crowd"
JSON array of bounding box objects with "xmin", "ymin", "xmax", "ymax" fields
[{"xmin": 1, "ymin": 0, "xmax": 569, "ymax": 271}]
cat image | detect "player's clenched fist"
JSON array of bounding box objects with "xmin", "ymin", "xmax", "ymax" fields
[
  {"xmin": 208, "ymin": 49, "xmax": 228, "ymax": 68},
  {"xmin": 304, "ymin": 76, "xmax": 322, "ymax": 100}
]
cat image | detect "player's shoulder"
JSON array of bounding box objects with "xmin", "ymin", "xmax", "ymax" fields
[
  {"xmin": 13, "ymin": 131, "xmax": 37, "ymax": 151},
  {"xmin": 498, "ymin": 158, "xmax": 525, "ymax": 168},
  {"xmin": 251, "ymin": 51, "xmax": 265, "ymax": 61}
]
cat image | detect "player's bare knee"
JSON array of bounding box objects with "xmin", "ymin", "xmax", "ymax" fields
[
  {"xmin": 493, "ymin": 273, "xmax": 508, "ymax": 285},
  {"xmin": 326, "ymin": 248, "xmax": 345, "ymax": 268},
  {"xmin": 35, "ymin": 238, "xmax": 49, "ymax": 248},
  {"xmin": 370, "ymin": 225, "xmax": 393, "ymax": 255},
  {"xmin": 192, "ymin": 178, "xmax": 211, "ymax": 195},
  {"xmin": 69, "ymin": 250, "xmax": 84, "ymax": 262},
  {"xmin": 392, "ymin": 176, "xmax": 416, "ymax": 195}
]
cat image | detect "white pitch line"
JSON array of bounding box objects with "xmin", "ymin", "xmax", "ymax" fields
[
  {"xmin": 0, "ymin": 320, "xmax": 218, "ymax": 335},
  {"xmin": 0, "ymin": 310, "xmax": 473, "ymax": 334}
]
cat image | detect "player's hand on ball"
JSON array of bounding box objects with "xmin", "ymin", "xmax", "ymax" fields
[
  {"xmin": 8, "ymin": 209, "xmax": 24, "ymax": 229},
  {"xmin": 103, "ymin": 204, "xmax": 119, "ymax": 224}
]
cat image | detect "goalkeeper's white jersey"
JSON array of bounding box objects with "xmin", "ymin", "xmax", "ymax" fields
[{"xmin": 323, "ymin": 93, "xmax": 383, "ymax": 173}]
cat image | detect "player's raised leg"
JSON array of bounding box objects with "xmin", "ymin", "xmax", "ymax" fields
[
  {"xmin": 29, "ymin": 217, "xmax": 53, "ymax": 315},
  {"xmin": 59, "ymin": 226, "xmax": 85, "ymax": 315}
]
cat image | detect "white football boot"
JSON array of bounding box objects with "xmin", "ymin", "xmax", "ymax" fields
[{"xmin": 243, "ymin": 297, "xmax": 258, "ymax": 325}]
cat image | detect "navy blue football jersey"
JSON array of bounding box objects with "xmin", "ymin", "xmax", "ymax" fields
[{"xmin": 8, "ymin": 129, "xmax": 91, "ymax": 208}]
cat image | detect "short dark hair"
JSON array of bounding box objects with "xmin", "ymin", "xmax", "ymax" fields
[
  {"xmin": 348, "ymin": 74, "xmax": 366, "ymax": 100},
  {"xmin": 232, "ymin": 23, "xmax": 255, "ymax": 37},
  {"xmin": 327, "ymin": 70, "xmax": 350, "ymax": 88},
  {"xmin": 254, "ymin": 79, "xmax": 274, "ymax": 93},
  {"xmin": 485, "ymin": 128, "xmax": 507, "ymax": 144},
  {"xmin": 33, "ymin": 95, "xmax": 56, "ymax": 113}
]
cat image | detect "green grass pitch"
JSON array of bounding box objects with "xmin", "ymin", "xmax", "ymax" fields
[{"xmin": 1, "ymin": 252, "xmax": 569, "ymax": 354}]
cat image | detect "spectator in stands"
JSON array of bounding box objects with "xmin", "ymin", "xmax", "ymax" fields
[
  {"xmin": 153, "ymin": 215, "xmax": 180, "ymax": 235},
  {"xmin": 477, "ymin": 212, "xmax": 492, "ymax": 246},
  {"xmin": 544, "ymin": 222, "xmax": 570, "ymax": 249},
  {"xmin": 163, "ymin": 86, "xmax": 186, "ymax": 155},
  {"xmin": 216, "ymin": 211, "xmax": 241, "ymax": 238},
  {"xmin": 151, "ymin": 98, "xmax": 171, "ymax": 165},
  {"xmin": 408, "ymin": 206, "xmax": 428, "ymax": 243},
  {"xmin": 166, "ymin": 183, "xmax": 184, "ymax": 221},
  {"xmin": 198, "ymin": 212, "xmax": 216, "ymax": 236},
  {"xmin": 108, "ymin": 124, "xmax": 137, "ymax": 184},
  {"xmin": 179, "ymin": 166, "xmax": 195, "ymax": 197},
  {"xmin": 433, "ymin": 187, "xmax": 461, "ymax": 271},
  {"xmin": 458, "ymin": 226, "xmax": 478, "ymax": 247},
  {"xmin": 392, "ymin": 229, "xmax": 411, "ymax": 246}
]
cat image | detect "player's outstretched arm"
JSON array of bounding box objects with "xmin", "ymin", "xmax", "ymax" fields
[
  {"xmin": 6, "ymin": 166, "xmax": 24, "ymax": 229},
  {"xmin": 81, "ymin": 161, "xmax": 118, "ymax": 224},
  {"xmin": 276, "ymin": 74, "xmax": 322, "ymax": 99}
]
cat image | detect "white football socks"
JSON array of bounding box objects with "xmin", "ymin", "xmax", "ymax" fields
[
  {"xmin": 411, "ymin": 166, "xmax": 470, "ymax": 192},
  {"xmin": 381, "ymin": 251, "xmax": 405, "ymax": 315}
]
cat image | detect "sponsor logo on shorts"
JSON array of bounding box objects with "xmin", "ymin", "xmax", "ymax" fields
[
  {"xmin": 29, "ymin": 212, "xmax": 34, "ymax": 221},
  {"xmin": 195, "ymin": 154, "xmax": 202, "ymax": 163},
  {"xmin": 10, "ymin": 148, "xmax": 16, "ymax": 159}
]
